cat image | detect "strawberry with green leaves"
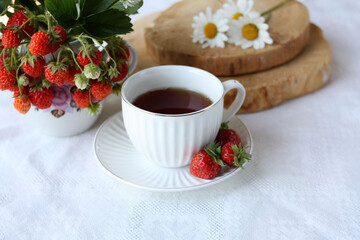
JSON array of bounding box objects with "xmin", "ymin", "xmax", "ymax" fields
[
  {"xmin": 90, "ymin": 81, "xmax": 112, "ymax": 101},
  {"xmin": 65, "ymin": 66, "xmax": 82, "ymax": 85},
  {"xmin": 190, "ymin": 143, "xmax": 225, "ymax": 179},
  {"xmin": 22, "ymin": 55, "xmax": 46, "ymax": 77},
  {"xmin": 73, "ymin": 89, "xmax": 91, "ymax": 108},
  {"xmin": 13, "ymin": 86, "xmax": 31, "ymax": 114},
  {"xmin": 45, "ymin": 61, "xmax": 69, "ymax": 86},
  {"xmin": 29, "ymin": 26, "xmax": 66, "ymax": 56},
  {"xmin": 215, "ymin": 122, "xmax": 242, "ymax": 147},
  {"xmin": 110, "ymin": 62, "xmax": 128, "ymax": 82},
  {"xmin": 0, "ymin": 67, "xmax": 16, "ymax": 91},
  {"xmin": 29, "ymin": 86, "xmax": 53, "ymax": 109},
  {"xmin": 221, "ymin": 142, "xmax": 251, "ymax": 168},
  {"xmin": 7, "ymin": 10, "xmax": 34, "ymax": 36},
  {"xmin": 2, "ymin": 29, "xmax": 22, "ymax": 49},
  {"xmin": 77, "ymin": 45, "xmax": 102, "ymax": 67}
]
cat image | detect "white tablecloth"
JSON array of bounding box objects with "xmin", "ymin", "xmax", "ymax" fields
[{"xmin": 1, "ymin": 1, "xmax": 360, "ymax": 239}]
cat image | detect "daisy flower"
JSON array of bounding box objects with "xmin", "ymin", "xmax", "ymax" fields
[
  {"xmin": 220, "ymin": 0, "xmax": 258, "ymax": 21},
  {"xmin": 192, "ymin": 7, "xmax": 229, "ymax": 48},
  {"xmin": 120, "ymin": 0, "xmax": 141, "ymax": 9},
  {"xmin": 227, "ymin": 15, "xmax": 273, "ymax": 49}
]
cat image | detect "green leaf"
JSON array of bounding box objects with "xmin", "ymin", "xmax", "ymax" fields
[
  {"xmin": 82, "ymin": 9, "xmax": 132, "ymax": 38},
  {"xmin": 45, "ymin": 0, "xmax": 78, "ymax": 29},
  {"xmin": 16, "ymin": 0, "xmax": 39, "ymax": 12},
  {"xmin": 111, "ymin": 0, "xmax": 143, "ymax": 15},
  {"xmin": 0, "ymin": 0, "xmax": 11, "ymax": 14},
  {"xmin": 79, "ymin": 0, "xmax": 115, "ymax": 17}
]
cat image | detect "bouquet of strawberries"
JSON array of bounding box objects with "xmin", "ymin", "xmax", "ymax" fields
[{"xmin": 0, "ymin": 0, "xmax": 142, "ymax": 115}]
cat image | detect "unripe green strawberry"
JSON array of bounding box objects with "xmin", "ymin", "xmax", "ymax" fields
[
  {"xmin": 74, "ymin": 73, "xmax": 89, "ymax": 90},
  {"xmin": 84, "ymin": 63, "xmax": 101, "ymax": 79}
]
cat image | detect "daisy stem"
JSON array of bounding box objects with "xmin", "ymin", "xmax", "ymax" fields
[{"xmin": 260, "ymin": 0, "xmax": 295, "ymax": 16}]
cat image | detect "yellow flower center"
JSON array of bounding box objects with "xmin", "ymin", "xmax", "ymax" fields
[
  {"xmin": 203, "ymin": 23, "xmax": 218, "ymax": 39},
  {"xmin": 232, "ymin": 12, "xmax": 243, "ymax": 20},
  {"xmin": 242, "ymin": 23, "xmax": 259, "ymax": 40}
]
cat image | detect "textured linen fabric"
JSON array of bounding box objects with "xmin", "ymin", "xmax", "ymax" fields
[{"xmin": 1, "ymin": 0, "xmax": 360, "ymax": 239}]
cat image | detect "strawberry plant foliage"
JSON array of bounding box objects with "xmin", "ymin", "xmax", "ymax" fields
[{"xmin": 0, "ymin": 0, "xmax": 138, "ymax": 115}]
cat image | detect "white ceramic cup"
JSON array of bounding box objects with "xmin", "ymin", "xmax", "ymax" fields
[{"xmin": 121, "ymin": 65, "xmax": 246, "ymax": 168}]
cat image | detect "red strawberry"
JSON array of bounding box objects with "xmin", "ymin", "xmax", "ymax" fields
[
  {"xmin": 2, "ymin": 29, "xmax": 22, "ymax": 49},
  {"xmin": 22, "ymin": 55, "xmax": 46, "ymax": 77},
  {"xmin": 221, "ymin": 142, "xmax": 252, "ymax": 167},
  {"xmin": 45, "ymin": 62, "xmax": 69, "ymax": 86},
  {"xmin": 0, "ymin": 67, "xmax": 16, "ymax": 91},
  {"xmin": 189, "ymin": 144, "xmax": 224, "ymax": 179},
  {"xmin": 111, "ymin": 62, "xmax": 128, "ymax": 82},
  {"xmin": 48, "ymin": 26, "xmax": 66, "ymax": 53},
  {"xmin": 109, "ymin": 47, "xmax": 130, "ymax": 60},
  {"xmin": 215, "ymin": 122, "xmax": 241, "ymax": 147},
  {"xmin": 7, "ymin": 10, "xmax": 34, "ymax": 36},
  {"xmin": 29, "ymin": 87, "xmax": 53, "ymax": 109},
  {"xmin": 77, "ymin": 48, "xmax": 102, "ymax": 66},
  {"xmin": 13, "ymin": 87, "xmax": 31, "ymax": 114},
  {"xmin": 65, "ymin": 66, "xmax": 82, "ymax": 85},
  {"xmin": 29, "ymin": 31, "xmax": 51, "ymax": 56},
  {"xmin": 73, "ymin": 89, "xmax": 91, "ymax": 108},
  {"xmin": 14, "ymin": 86, "xmax": 30, "ymax": 96},
  {"xmin": 90, "ymin": 81, "xmax": 112, "ymax": 100}
]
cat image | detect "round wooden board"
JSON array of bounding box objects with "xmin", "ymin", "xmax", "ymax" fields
[
  {"xmin": 124, "ymin": 13, "xmax": 332, "ymax": 113},
  {"xmin": 145, "ymin": 0, "xmax": 310, "ymax": 76}
]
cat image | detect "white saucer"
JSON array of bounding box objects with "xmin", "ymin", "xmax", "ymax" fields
[{"xmin": 94, "ymin": 112, "xmax": 253, "ymax": 192}]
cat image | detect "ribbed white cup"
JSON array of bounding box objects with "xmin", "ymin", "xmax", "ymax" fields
[{"xmin": 121, "ymin": 66, "xmax": 245, "ymax": 168}]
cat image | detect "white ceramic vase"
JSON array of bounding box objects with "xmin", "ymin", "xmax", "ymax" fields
[{"xmin": 27, "ymin": 41, "xmax": 138, "ymax": 137}]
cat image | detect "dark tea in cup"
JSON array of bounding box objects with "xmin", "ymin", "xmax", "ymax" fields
[{"xmin": 132, "ymin": 88, "xmax": 212, "ymax": 114}]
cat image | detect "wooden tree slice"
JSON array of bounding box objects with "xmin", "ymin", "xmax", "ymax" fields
[
  {"xmin": 124, "ymin": 14, "xmax": 332, "ymax": 113},
  {"xmin": 145, "ymin": 0, "xmax": 310, "ymax": 76}
]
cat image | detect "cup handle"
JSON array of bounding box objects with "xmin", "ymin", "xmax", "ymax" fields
[
  {"xmin": 127, "ymin": 42, "xmax": 138, "ymax": 76},
  {"xmin": 222, "ymin": 80, "xmax": 246, "ymax": 122}
]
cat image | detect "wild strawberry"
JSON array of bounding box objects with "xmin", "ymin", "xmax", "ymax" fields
[
  {"xmin": 0, "ymin": 67, "xmax": 16, "ymax": 91},
  {"xmin": 189, "ymin": 144, "xmax": 224, "ymax": 179},
  {"xmin": 29, "ymin": 87, "xmax": 53, "ymax": 109},
  {"xmin": 109, "ymin": 47, "xmax": 130, "ymax": 60},
  {"xmin": 73, "ymin": 89, "xmax": 91, "ymax": 108},
  {"xmin": 2, "ymin": 29, "xmax": 22, "ymax": 49},
  {"xmin": 65, "ymin": 66, "xmax": 82, "ymax": 85},
  {"xmin": 29, "ymin": 31, "xmax": 51, "ymax": 56},
  {"xmin": 107, "ymin": 37, "xmax": 130, "ymax": 60},
  {"xmin": 83, "ymin": 63, "xmax": 101, "ymax": 79},
  {"xmin": 14, "ymin": 86, "xmax": 30, "ymax": 96},
  {"xmin": 22, "ymin": 55, "xmax": 46, "ymax": 77},
  {"xmin": 111, "ymin": 62, "xmax": 128, "ymax": 82},
  {"xmin": 215, "ymin": 122, "xmax": 241, "ymax": 147},
  {"xmin": 90, "ymin": 81, "xmax": 112, "ymax": 101},
  {"xmin": 77, "ymin": 46, "xmax": 102, "ymax": 66},
  {"xmin": 74, "ymin": 73, "xmax": 89, "ymax": 90},
  {"xmin": 13, "ymin": 87, "xmax": 31, "ymax": 114},
  {"xmin": 45, "ymin": 62, "xmax": 69, "ymax": 86},
  {"xmin": 48, "ymin": 26, "xmax": 66, "ymax": 53},
  {"xmin": 221, "ymin": 142, "xmax": 252, "ymax": 167},
  {"xmin": 7, "ymin": 10, "xmax": 34, "ymax": 36}
]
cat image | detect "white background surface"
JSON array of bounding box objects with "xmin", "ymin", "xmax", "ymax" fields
[{"xmin": 1, "ymin": 0, "xmax": 360, "ymax": 239}]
